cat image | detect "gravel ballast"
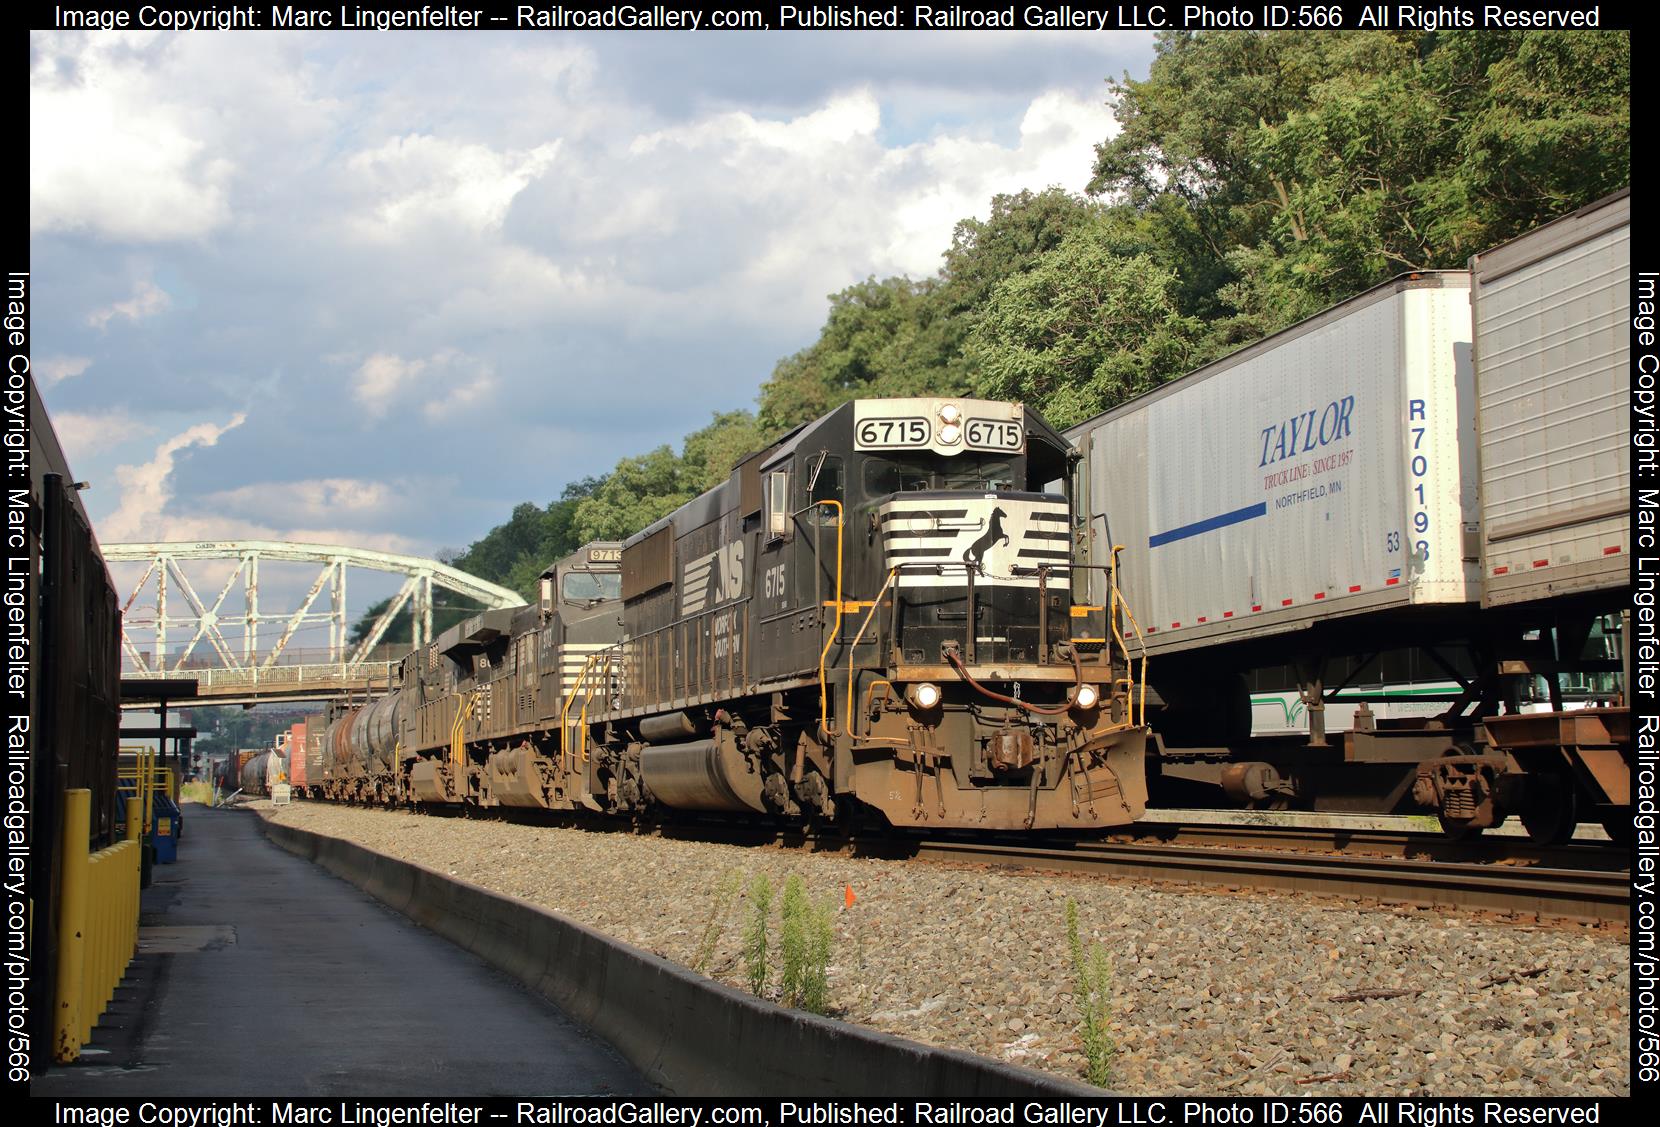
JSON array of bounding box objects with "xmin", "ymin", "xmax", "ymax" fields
[{"xmin": 256, "ymin": 802, "xmax": 1628, "ymax": 1096}]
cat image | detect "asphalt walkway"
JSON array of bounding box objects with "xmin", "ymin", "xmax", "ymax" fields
[{"xmin": 30, "ymin": 804, "xmax": 651, "ymax": 1097}]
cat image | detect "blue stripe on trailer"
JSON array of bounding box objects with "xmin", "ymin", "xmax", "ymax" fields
[{"xmin": 1149, "ymin": 502, "xmax": 1268, "ymax": 548}]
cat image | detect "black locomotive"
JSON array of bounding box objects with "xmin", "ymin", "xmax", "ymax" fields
[{"xmin": 314, "ymin": 396, "xmax": 1149, "ymax": 830}]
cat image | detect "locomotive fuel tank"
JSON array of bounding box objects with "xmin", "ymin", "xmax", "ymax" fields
[{"xmin": 639, "ymin": 734, "xmax": 766, "ymax": 813}]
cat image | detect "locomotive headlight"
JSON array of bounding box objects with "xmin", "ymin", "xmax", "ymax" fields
[
  {"xmin": 1073, "ymin": 683, "xmax": 1100, "ymax": 710},
  {"xmin": 906, "ymin": 682, "xmax": 942, "ymax": 710},
  {"xmin": 938, "ymin": 423, "xmax": 962, "ymax": 445},
  {"xmin": 939, "ymin": 403, "xmax": 961, "ymax": 423}
]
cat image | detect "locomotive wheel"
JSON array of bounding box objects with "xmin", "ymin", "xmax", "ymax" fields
[{"xmin": 1518, "ymin": 777, "xmax": 1578, "ymax": 846}]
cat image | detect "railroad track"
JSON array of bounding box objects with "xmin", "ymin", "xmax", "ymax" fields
[
  {"xmin": 1104, "ymin": 821, "xmax": 1628, "ymax": 870},
  {"xmin": 902, "ymin": 837, "xmax": 1630, "ymax": 925},
  {"xmin": 356, "ymin": 802, "xmax": 1635, "ymax": 925},
  {"xmin": 648, "ymin": 818, "xmax": 1629, "ymax": 925}
]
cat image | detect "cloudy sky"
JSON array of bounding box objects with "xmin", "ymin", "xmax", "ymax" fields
[{"xmin": 32, "ymin": 29, "xmax": 1155, "ymax": 571}]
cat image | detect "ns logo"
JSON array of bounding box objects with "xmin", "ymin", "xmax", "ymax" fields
[{"xmin": 681, "ymin": 539, "xmax": 745, "ymax": 615}]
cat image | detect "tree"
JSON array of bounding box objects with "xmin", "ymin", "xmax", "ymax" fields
[
  {"xmin": 1090, "ymin": 30, "xmax": 1630, "ymax": 337},
  {"xmin": 757, "ymin": 277, "xmax": 959, "ymax": 432},
  {"xmin": 966, "ymin": 217, "xmax": 1201, "ymax": 428},
  {"xmin": 572, "ymin": 446, "xmax": 689, "ymax": 542}
]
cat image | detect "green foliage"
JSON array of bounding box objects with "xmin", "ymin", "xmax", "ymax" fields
[
  {"xmin": 572, "ymin": 410, "xmax": 774, "ymax": 543},
  {"xmin": 1066, "ymin": 898, "xmax": 1115, "ymax": 1087},
  {"xmin": 939, "ymin": 188, "xmax": 1109, "ymax": 317},
  {"xmin": 450, "ymin": 476, "xmax": 604, "ymax": 596},
  {"xmin": 348, "ymin": 587, "xmax": 487, "ymax": 650},
  {"xmin": 743, "ymin": 873, "xmax": 773, "ymax": 997},
  {"xmin": 743, "ymin": 869, "xmax": 830, "ymax": 1015},
  {"xmin": 758, "ymin": 277, "xmax": 962, "ymax": 433},
  {"xmin": 346, "ymin": 477, "xmax": 604, "ymax": 646},
  {"xmin": 966, "ymin": 217, "xmax": 1202, "ymax": 427},
  {"xmin": 694, "ymin": 870, "xmax": 743, "ymax": 974},
  {"xmin": 180, "ymin": 780, "xmax": 215, "ymax": 806},
  {"xmin": 1092, "ymin": 30, "xmax": 1630, "ymax": 334},
  {"xmin": 778, "ymin": 875, "xmax": 809, "ymax": 1005},
  {"xmin": 800, "ymin": 895, "xmax": 835, "ymax": 1015}
]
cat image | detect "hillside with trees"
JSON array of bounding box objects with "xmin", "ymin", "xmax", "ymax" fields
[{"xmin": 354, "ymin": 29, "xmax": 1629, "ymax": 640}]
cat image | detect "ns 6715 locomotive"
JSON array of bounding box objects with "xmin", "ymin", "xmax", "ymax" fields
[{"xmin": 320, "ymin": 397, "xmax": 1149, "ymax": 831}]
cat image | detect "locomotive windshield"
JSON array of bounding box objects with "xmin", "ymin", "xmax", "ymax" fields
[
  {"xmin": 562, "ymin": 570, "xmax": 621, "ymax": 602},
  {"xmin": 861, "ymin": 457, "xmax": 1018, "ymax": 498}
]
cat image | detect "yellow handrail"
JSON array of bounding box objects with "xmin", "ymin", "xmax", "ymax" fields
[
  {"xmin": 1108, "ymin": 544, "xmax": 1149, "ymax": 727},
  {"xmin": 449, "ymin": 691, "xmax": 479, "ymax": 777},
  {"xmin": 814, "ymin": 499, "xmax": 843, "ymax": 739},
  {"xmin": 844, "ymin": 567, "xmax": 897, "ymax": 741},
  {"xmin": 576, "ymin": 653, "xmax": 611, "ymax": 765},
  {"xmin": 560, "ymin": 650, "xmax": 610, "ymax": 773}
]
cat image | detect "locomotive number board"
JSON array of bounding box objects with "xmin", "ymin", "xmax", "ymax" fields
[
  {"xmin": 964, "ymin": 418, "xmax": 1022, "ymax": 451},
  {"xmin": 856, "ymin": 417, "xmax": 930, "ymax": 449}
]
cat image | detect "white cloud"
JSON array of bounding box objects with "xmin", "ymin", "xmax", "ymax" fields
[
  {"xmin": 346, "ymin": 135, "xmax": 561, "ymax": 239},
  {"xmin": 351, "ymin": 348, "xmax": 497, "ymax": 422},
  {"xmin": 352, "ymin": 353, "xmax": 423, "ymax": 419},
  {"xmin": 527, "ymin": 86, "xmax": 1121, "ymax": 330},
  {"xmin": 103, "ymin": 413, "xmax": 246, "ymax": 543},
  {"xmin": 52, "ymin": 410, "xmax": 156, "ymax": 462},
  {"xmin": 35, "ymin": 355, "xmax": 92, "ymax": 385},
  {"xmin": 202, "ymin": 477, "xmax": 400, "ymax": 525},
  {"xmin": 87, "ymin": 278, "xmax": 171, "ymax": 330},
  {"xmin": 31, "ymin": 35, "xmax": 234, "ymax": 241}
]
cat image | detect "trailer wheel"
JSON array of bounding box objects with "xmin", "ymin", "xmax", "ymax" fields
[
  {"xmin": 1518, "ymin": 776, "xmax": 1578, "ymax": 846},
  {"xmin": 1423, "ymin": 745, "xmax": 1506, "ymax": 841}
]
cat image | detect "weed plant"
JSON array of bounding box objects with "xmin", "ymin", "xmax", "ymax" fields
[
  {"xmin": 1066, "ymin": 898, "xmax": 1115, "ymax": 1086},
  {"xmin": 743, "ymin": 873, "xmax": 773, "ymax": 996}
]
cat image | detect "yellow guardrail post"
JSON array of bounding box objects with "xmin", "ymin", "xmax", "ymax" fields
[
  {"xmin": 54, "ymin": 791, "xmax": 147, "ymax": 1062},
  {"xmin": 54, "ymin": 789, "xmax": 89, "ymax": 1063},
  {"xmin": 126, "ymin": 795, "xmax": 142, "ymax": 981}
]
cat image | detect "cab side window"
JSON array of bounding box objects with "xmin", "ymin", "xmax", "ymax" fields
[{"xmin": 767, "ymin": 469, "xmax": 792, "ymax": 540}]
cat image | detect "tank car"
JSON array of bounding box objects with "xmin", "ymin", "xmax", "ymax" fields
[{"xmin": 239, "ymin": 749, "xmax": 282, "ymax": 797}]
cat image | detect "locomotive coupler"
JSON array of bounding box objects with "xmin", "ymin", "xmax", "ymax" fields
[{"xmin": 987, "ymin": 726, "xmax": 1036, "ymax": 772}]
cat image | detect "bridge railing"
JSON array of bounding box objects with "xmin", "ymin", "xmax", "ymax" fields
[
  {"xmin": 120, "ymin": 660, "xmax": 401, "ymax": 691},
  {"xmin": 121, "ymin": 644, "xmax": 410, "ymax": 671}
]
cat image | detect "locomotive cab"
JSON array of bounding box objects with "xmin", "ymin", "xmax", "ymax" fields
[
  {"xmin": 826, "ymin": 400, "xmax": 1146, "ymax": 827},
  {"xmin": 610, "ymin": 396, "xmax": 1148, "ymax": 831}
]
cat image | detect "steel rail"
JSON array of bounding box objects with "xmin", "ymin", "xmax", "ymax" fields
[
  {"xmin": 903, "ymin": 838, "xmax": 1629, "ymax": 924},
  {"xmin": 1104, "ymin": 821, "xmax": 1628, "ymax": 871}
]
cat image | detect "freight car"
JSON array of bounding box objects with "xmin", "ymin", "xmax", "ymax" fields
[
  {"xmin": 239, "ymin": 749, "xmax": 284, "ymax": 797},
  {"xmin": 317, "ymin": 398, "xmax": 1150, "ymax": 830},
  {"xmin": 1066, "ymin": 191, "xmax": 1632, "ymax": 843},
  {"xmin": 26, "ymin": 374, "xmax": 125, "ymax": 1057}
]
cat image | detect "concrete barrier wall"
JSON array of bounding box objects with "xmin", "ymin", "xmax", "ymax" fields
[{"xmin": 262, "ymin": 819, "xmax": 1101, "ymax": 1097}]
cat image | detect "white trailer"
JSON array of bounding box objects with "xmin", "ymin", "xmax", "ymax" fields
[
  {"xmin": 1067, "ymin": 273, "xmax": 1478, "ymax": 660},
  {"xmin": 1064, "ymin": 245, "xmax": 1631, "ymax": 842},
  {"xmin": 1470, "ymin": 190, "xmax": 1630, "ymax": 608}
]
